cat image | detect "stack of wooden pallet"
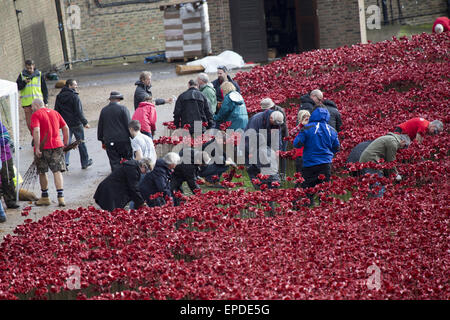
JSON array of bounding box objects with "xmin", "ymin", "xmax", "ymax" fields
[{"xmin": 162, "ymin": 1, "xmax": 211, "ymax": 63}]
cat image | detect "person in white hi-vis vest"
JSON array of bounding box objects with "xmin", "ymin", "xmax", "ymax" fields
[{"xmin": 16, "ymin": 59, "xmax": 48, "ymax": 136}]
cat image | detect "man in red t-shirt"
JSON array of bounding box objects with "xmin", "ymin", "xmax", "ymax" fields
[
  {"xmin": 30, "ymin": 99, "xmax": 69, "ymax": 206},
  {"xmin": 394, "ymin": 118, "xmax": 444, "ymax": 144},
  {"xmin": 432, "ymin": 17, "xmax": 450, "ymax": 34}
]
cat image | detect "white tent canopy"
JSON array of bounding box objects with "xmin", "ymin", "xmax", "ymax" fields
[{"xmin": 0, "ymin": 79, "xmax": 20, "ymax": 201}]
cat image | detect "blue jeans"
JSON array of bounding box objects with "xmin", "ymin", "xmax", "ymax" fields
[
  {"xmin": 65, "ymin": 125, "xmax": 89, "ymax": 167},
  {"xmin": 361, "ymin": 168, "xmax": 386, "ymax": 198}
]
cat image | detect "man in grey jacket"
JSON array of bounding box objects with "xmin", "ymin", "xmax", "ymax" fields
[
  {"xmin": 359, "ymin": 133, "xmax": 410, "ymax": 197},
  {"xmin": 134, "ymin": 71, "xmax": 173, "ymax": 110},
  {"xmin": 197, "ymin": 73, "xmax": 217, "ymax": 114}
]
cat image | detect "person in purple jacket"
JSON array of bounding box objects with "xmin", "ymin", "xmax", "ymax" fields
[{"xmin": 0, "ymin": 122, "xmax": 19, "ymax": 209}]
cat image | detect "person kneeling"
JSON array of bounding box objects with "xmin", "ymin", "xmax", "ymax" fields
[
  {"xmin": 139, "ymin": 152, "xmax": 180, "ymax": 207},
  {"xmin": 94, "ymin": 158, "xmax": 153, "ymax": 211}
]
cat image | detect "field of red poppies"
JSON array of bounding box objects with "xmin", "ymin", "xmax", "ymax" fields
[{"xmin": 0, "ymin": 33, "xmax": 448, "ymax": 300}]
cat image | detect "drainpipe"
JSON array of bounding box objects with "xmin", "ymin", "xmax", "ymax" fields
[
  {"xmin": 358, "ymin": 0, "xmax": 368, "ymax": 44},
  {"xmin": 13, "ymin": 0, "xmax": 26, "ymax": 62}
]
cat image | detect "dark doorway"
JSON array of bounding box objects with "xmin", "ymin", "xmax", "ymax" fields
[
  {"xmin": 264, "ymin": 0, "xmax": 298, "ymax": 57},
  {"xmin": 229, "ymin": 0, "xmax": 268, "ymax": 62},
  {"xmin": 295, "ymin": 0, "xmax": 319, "ymax": 52},
  {"xmin": 229, "ymin": 0, "xmax": 319, "ymax": 61}
]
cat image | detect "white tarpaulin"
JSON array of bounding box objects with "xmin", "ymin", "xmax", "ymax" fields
[
  {"xmin": 186, "ymin": 50, "xmax": 245, "ymax": 73},
  {"xmin": 0, "ymin": 79, "xmax": 20, "ymax": 200}
]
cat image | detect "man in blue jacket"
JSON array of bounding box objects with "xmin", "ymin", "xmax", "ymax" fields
[{"xmin": 293, "ymin": 108, "xmax": 340, "ymax": 207}]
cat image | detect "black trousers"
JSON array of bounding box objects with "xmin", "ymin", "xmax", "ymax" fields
[
  {"xmin": 301, "ymin": 163, "xmax": 331, "ymax": 206},
  {"xmin": 1, "ymin": 158, "xmax": 17, "ymax": 205},
  {"xmin": 105, "ymin": 141, "xmax": 132, "ymax": 172},
  {"xmin": 171, "ymin": 174, "xmax": 199, "ymax": 206}
]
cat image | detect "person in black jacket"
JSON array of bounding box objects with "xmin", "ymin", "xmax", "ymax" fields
[
  {"xmin": 134, "ymin": 71, "xmax": 173, "ymax": 110},
  {"xmin": 346, "ymin": 140, "xmax": 373, "ymax": 177},
  {"xmin": 94, "ymin": 158, "xmax": 153, "ymax": 211},
  {"xmin": 171, "ymin": 148, "xmax": 210, "ymax": 205},
  {"xmin": 173, "ymin": 80, "xmax": 213, "ymax": 135},
  {"xmin": 54, "ymin": 79, "xmax": 93, "ymax": 170},
  {"xmin": 211, "ymin": 66, "xmax": 241, "ymax": 102},
  {"xmin": 139, "ymin": 152, "xmax": 181, "ymax": 207},
  {"xmin": 321, "ymin": 99, "xmax": 342, "ymax": 132},
  {"xmin": 97, "ymin": 91, "xmax": 132, "ymax": 172},
  {"xmin": 299, "ymin": 89, "xmax": 323, "ymax": 114}
]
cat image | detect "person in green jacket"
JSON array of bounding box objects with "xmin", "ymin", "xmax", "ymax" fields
[
  {"xmin": 197, "ymin": 73, "xmax": 217, "ymax": 114},
  {"xmin": 359, "ymin": 133, "xmax": 410, "ymax": 197},
  {"xmin": 213, "ymin": 81, "xmax": 248, "ymax": 131}
]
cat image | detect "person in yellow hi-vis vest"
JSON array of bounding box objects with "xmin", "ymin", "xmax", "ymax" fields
[{"xmin": 16, "ymin": 59, "xmax": 48, "ymax": 136}]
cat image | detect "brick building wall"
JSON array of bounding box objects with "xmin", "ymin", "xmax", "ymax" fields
[
  {"xmin": 364, "ymin": 0, "xmax": 447, "ymax": 25},
  {"xmin": 63, "ymin": 0, "xmax": 233, "ymax": 63},
  {"xmin": 316, "ymin": 0, "xmax": 362, "ymax": 49},
  {"xmin": 0, "ymin": 1, "xmax": 24, "ymax": 81},
  {"xmin": 0, "ymin": 0, "xmax": 65, "ymax": 81},
  {"xmin": 207, "ymin": 0, "xmax": 233, "ymax": 54}
]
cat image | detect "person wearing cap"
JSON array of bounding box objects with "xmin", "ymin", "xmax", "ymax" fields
[
  {"xmin": 211, "ymin": 65, "xmax": 241, "ymax": 102},
  {"xmin": 97, "ymin": 91, "xmax": 133, "ymax": 172},
  {"xmin": 393, "ymin": 118, "xmax": 443, "ymax": 144},
  {"xmin": 432, "ymin": 17, "xmax": 450, "ymax": 34},
  {"xmin": 299, "ymin": 89, "xmax": 323, "ymax": 114},
  {"xmin": 213, "ymin": 81, "xmax": 248, "ymax": 131},
  {"xmin": 293, "ymin": 108, "xmax": 340, "ymax": 207},
  {"xmin": 93, "ymin": 158, "xmax": 153, "ymax": 211},
  {"xmin": 260, "ymin": 98, "xmax": 289, "ymax": 179},
  {"xmin": 359, "ymin": 133, "xmax": 411, "ymax": 197}
]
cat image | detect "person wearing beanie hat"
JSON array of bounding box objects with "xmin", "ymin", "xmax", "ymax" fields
[
  {"xmin": 432, "ymin": 17, "xmax": 450, "ymax": 34},
  {"xmin": 98, "ymin": 91, "xmax": 133, "ymax": 171},
  {"xmin": 260, "ymin": 98, "xmax": 275, "ymax": 110},
  {"xmin": 211, "ymin": 65, "xmax": 241, "ymax": 102}
]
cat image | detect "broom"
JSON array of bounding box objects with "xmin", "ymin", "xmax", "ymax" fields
[{"xmin": 20, "ymin": 138, "xmax": 83, "ymax": 200}]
